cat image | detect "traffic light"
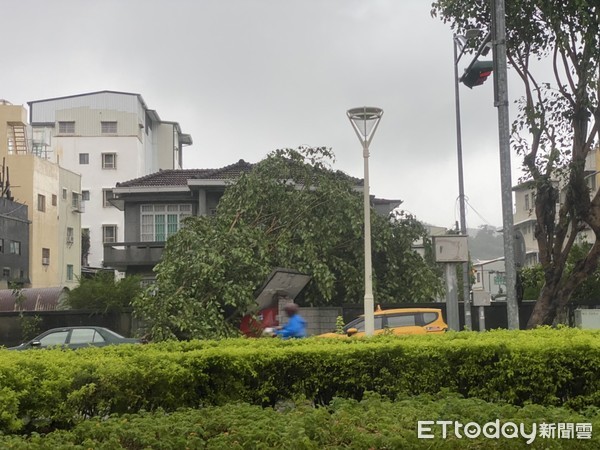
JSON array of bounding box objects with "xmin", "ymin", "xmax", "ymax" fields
[{"xmin": 461, "ymin": 60, "xmax": 494, "ymax": 89}]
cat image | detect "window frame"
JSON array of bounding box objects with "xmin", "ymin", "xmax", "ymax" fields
[
  {"xmin": 37, "ymin": 194, "xmax": 46, "ymax": 212},
  {"xmin": 58, "ymin": 121, "xmax": 75, "ymax": 134},
  {"xmin": 102, "ymin": 153, "xmax": 117, "ymax": 169},
  {"xmin": 9, "ymin": 241, "xmax": 21, "ymax": 255},
  {"xmin": 140, "ymin": 204, "xmax": 192, "ymax": 242},
  {"xmin": 72, "ymin": 192, "xmax": 81, "ymax": 210},
  {"xmin": 101, "ymin": 121, "xmax": 118, "ymax": 134},
  {"xmin": 102, "ymin": 224, "xmax": 118, "ymax": 243},
  {"xmin": 42, "ymin": 248, "xmax": 50, "ymax": 265},
  {"xmin": 103, "ymin": 189, "xmax": 115, "ymax": 208},
  {"xmin": 66, "ymin": 264, "xmax": 74, "ymax": 281}
]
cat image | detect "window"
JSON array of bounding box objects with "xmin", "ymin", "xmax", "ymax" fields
[
  {"xmin": 62, "ymin": 188, "xmax": 67, "ymax": 200},
  {"xmin": 103, "ymin": 225, "xmax": 117, "ymax": 243},
  {"xmin": 102, "ymin": 153, "xmax": 117, "ymax": 169},
  {"xmin": 42, "ymin": 248, "xmax": 50, "ymax": 265},
  {"xmin": 52, "ymin": 194, "xmax": 57, "ymax": 206},
  {"xmin": 0, "ymin": 238, "xmax": 3, "ymax": 253},
  {"xmin": 524, "ymin": 194, "xmax": 530, "ymax": 211},
  {"xmin": 72, "ymin": 192, "xmax": 81, "ymax": 210},
  {"xmin": 67, "ymin": 227, "xmax": 74, "ymax": 244},
  {"xmin": 39, "ymin": 331, "xmax": 69, "ymax": 347},
  {"xmin": 103, "ymin": 189, "xmax": 114, "ymax": 207},
  {"xmin": 9, "ymin": 241, "xmax": 21, "ymax": 255},
  {"xmin": 140, "ymin": 204, "xmax": 192, "ymax": 242},
  {"xmin": 82, "ymin": 190, "xmax": 90, "ymax": 201},
  {"xmin": 422, "ymin": 312, "xmax": 439, "ymax": 326},
  {"xmin": 66, "ymin": 264, "xmax": 74, "ymax": 281},
  {"xmin": 347, "ymin": 317, "xmax": 383, "ymax": 332},
  {"xmin": 58, "ymin": 121, "xmax": 75, "ymax": 134},
  {"xmin": 386, "ymin": 314, "xmax": 417, "ymax": 328},
  {"xmin": 101, "ymin": 121, "xmax": 117, "ymax": 134},
  {"xmin": 37, "ymin": 194, "xmax": 46, "ymax": 212},
  {"xmin": 70, "ymin": 328, "xmax": 106, "ymax": 344},
  {"xmin": 2, "ymin": 268, "xmax": 10, "ymax": 278},
  {"xmin": 79, "ymin": 153, "xmax": 89, "ymax": 164}
]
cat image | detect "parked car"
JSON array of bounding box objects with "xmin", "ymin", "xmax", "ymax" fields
[
  {"xmin": 319, "ymin": 308, "xmax": 448, "ymax": 338},
  {"xmin": 7, "ymin": 326, "xmax": 142, "ymax": 350}
]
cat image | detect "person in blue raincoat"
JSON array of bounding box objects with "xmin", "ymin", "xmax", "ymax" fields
[{"xmin": 274, "ymin": 303, "xmax": 306, "ymax": 338}]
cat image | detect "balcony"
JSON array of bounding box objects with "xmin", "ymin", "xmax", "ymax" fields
[{"xmin": 103, "ymin": 241, "xmax": 165, "ymax": 271}]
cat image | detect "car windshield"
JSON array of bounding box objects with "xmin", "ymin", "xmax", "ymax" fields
[{"xmin": 101, "ymin": 328, "xmax": 126, "ymax": 339}]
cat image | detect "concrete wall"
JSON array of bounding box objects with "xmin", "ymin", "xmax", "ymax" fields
[{"xmin": 298, "ymin": 306, "xmax": 342, "ymax": 336}]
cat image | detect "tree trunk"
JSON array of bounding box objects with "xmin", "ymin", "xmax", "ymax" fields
[{"xmin": 526, "ymin": 284, "xmax": 558, "ymax": 328}]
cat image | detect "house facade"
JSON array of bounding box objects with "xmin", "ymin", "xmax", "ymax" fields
[
  {"xmin": 0, "ymin": 197, "xmax": 30, "ymax": 289},
  {"xmin": 27, "ymin": 91, "xmax": 193, "ymax": 269},
  {"xmin": 1, "ymin": 101, "xmax": 81, "ymax": 288},
  {"xmin": 512, "ymin": 145, "xmax": 600, "ymax": 267},
  {"xmin": 104, "ymin": 160, "xmax": 402, "ymax": 280}
]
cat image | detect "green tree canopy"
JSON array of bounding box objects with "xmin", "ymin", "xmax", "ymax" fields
[
  {"xmin": 432, "ymin": 0, "xmax": 600, "ymax": 326},
  {"xmin": 66, "ymin": 272, "xmax": 142, "ymax": 313},
  {"xmin": 133, "ymin": 147, "xmax": 444, "ymax": 340}
]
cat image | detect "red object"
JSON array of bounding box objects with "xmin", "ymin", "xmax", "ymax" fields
[{"xmin": 240, "ymin": 307, "xmax": 279, "ymax": 337}]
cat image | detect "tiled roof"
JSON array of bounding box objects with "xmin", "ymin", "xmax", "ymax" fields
[
  {"xmin": 116, "ymin": 160, "xmax": 255, "ymax": 188},
  {"xmin": 116, "ymin": 159, "xmax": 364, "ymax": 189},
  {"xmin": 0, "ymin": 287, "xmax": 68, "ymax": 312}
]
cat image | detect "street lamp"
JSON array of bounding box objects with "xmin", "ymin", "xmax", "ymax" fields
[{"xmin": 347, "ymin": 106, "xmax": 383, "ymax": 336}]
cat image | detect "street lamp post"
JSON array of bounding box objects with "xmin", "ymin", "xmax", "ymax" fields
[{"xmin": 347, "ymin": 106, "xmax": 384, "ymax": 336}]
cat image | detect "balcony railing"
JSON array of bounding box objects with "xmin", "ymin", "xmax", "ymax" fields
[{"xmin": 103, "ymin": 241, "xmax": 165, "ymax": 270}]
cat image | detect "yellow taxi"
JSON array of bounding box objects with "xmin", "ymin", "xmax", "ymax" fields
[{"xmin": 319, "ymin": 307, "xmax": 448, "ymax": 338}]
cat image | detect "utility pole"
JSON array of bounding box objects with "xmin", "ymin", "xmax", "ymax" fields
[{"xmin": 492, "ymin": 0, "xmax": 520, "ymax": 329}]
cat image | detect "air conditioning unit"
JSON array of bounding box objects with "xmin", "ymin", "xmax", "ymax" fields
[{"xmin": 42, "ymin": 257, "xmax": 50, "ymax": 265}]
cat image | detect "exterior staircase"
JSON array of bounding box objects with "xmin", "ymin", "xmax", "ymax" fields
[{"xmin": 7, "ymin": 123, "xmax": 28, "ymax": 154}]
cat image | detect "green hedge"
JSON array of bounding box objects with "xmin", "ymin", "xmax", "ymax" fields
[
  {"xmin": 0, "ymin": 327, "xmax": 599, "ymax": 434},
  {"xmin": 0, "ymin": 393, "xmax": 598, "ymax": 449}
]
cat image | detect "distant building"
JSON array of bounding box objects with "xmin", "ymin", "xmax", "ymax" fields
[
  {"xmin": 512, "ymin": 145, "xmax": 600, "ymax": 267},
  {"xmin": 0, "ymin": 101, "xmax": 80, "ymax": 288},
  {"xmin": 0, "ymin": 197, "xmax": 30, "ymax": 288},
  {"xmin": 28, "ymin": 91, "xmax": 193, "ymax": 269}
]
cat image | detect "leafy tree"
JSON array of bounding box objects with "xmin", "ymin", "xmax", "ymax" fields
[
  {"xmin": 66, "ymin": 272, "xmax": 142, "ymax": 313},
  {"xmin": 431, "ymin": 0, "xmax": 600, "ymax": 327},
  {"xmin": 519, "ymin": 265, "xmax": 544, "ymax": 300},
  {"xmin": 133, "ymin": 147, "xmax": 444, "ymax": 341}
]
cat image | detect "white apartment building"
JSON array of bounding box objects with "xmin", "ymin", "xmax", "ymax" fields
[
  {"xmin": 513, "ymin": 145, "xmax": 600, "ymax": 267},
  {"xmin": 28, "ymin": 91, "xmax": 192, "ymax": 268}
]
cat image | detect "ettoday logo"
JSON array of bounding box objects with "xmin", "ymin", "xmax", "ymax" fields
[{"xmin": 417, "ymin": 420, "xmax": 592, "ymax": 444}]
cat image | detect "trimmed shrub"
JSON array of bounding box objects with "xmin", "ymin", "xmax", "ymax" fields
[{"xmin": 0, "ymin": 327, "xmax": 599, "ymax": 433}]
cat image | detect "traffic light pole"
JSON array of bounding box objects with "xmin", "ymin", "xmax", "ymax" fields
[
  {"xmin": 453, "ymin": 37, "xmax": 472, "ymax": 331},
  {"xmin": 492, "ymin": 0, "xmax": 520, "ymax": 329}
]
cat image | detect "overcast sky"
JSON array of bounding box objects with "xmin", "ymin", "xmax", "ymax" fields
[{"xmin": 2, "ymin": 0, "xmax": 527, "ymax": 230}]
